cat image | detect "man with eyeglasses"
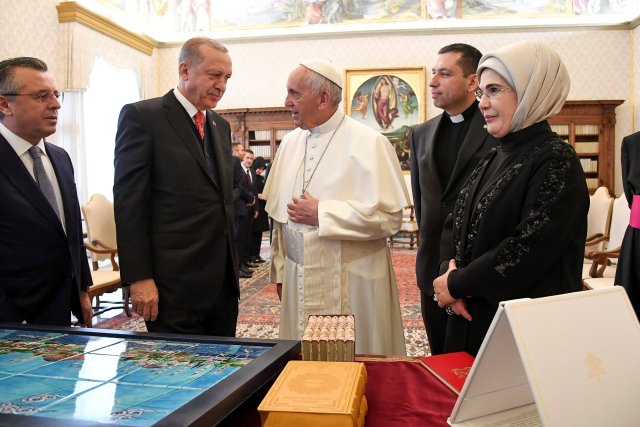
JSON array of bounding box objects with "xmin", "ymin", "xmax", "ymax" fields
[
  {"xmin": 0, "ymin": 57, "xmax": 94, "ymax": 327},
  {"xmin": 409, "ymin": 44, "xmax": 497, "ymax": 355}
]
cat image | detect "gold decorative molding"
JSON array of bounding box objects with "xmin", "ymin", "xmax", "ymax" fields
[{"xmin": 57, "ymin": 1, "xmax": 157, "ymax": 55}]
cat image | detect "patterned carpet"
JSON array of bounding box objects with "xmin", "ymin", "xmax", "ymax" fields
[{"xmin": 94, "ymin": 248, "xmax": 429, "ymax": 357}]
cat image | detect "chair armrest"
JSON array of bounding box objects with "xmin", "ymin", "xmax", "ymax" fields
[
  {"xmin": 585, "ymin": 234, "xmax": 607, "ymax": 247},
  {"xmin": 91, "ymin": 239, "xmax": 115, "ymax": 251},
  {"xmin": 84, "ymin": 243, "xmax": 119, "ymax": 271},
  {"xmin": 85, "ymin": 241, "xmax": 116, "ymax": 255}
]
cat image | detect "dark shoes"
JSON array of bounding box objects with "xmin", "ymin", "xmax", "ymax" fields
[
  {"xmin": 239, "ymin": 266, "xmax": 253, "ymax": 278},
  {"xmin": 239, "ymin": 257, "xmax": 266, "ymax": 279}
]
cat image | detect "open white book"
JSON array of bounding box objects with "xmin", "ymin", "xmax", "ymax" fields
[{"xmin": 448, "ymin": 287, "xmax": 640, "ymax": 427}]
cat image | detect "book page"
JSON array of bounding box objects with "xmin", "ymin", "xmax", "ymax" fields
[{"xmin": 449, "ymin": 404, "xmax": 540, "ymax": 427}]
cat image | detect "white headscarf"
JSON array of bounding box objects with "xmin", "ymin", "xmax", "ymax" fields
[{"xmin": 477, "ymin": 41, "xmax": 570, "ymax": 133}]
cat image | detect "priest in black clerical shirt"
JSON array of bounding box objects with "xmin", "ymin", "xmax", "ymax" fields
[{"xmin": 409, "ymin": 43, "xmax": 498, "ymax": 355}]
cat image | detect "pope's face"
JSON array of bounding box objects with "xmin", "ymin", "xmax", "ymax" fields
[{"xmin": 284, "ymin": 66, "xmax": 325, "ymax": 130}]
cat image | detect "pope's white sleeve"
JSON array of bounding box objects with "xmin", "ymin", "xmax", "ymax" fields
[{"xmin": 317, "ymin": 200, "xmax": 403, "ymax": 240}]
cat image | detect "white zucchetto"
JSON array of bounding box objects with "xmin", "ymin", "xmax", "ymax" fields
[{"xmin": 300, "ymin": 58, "xmax": 343, "ymax": 89}]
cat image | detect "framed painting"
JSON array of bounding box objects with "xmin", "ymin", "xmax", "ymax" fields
[
  {"xmin": 0, "ymin": 324, "xmax": 300, "ymax": 426},
  {"xmin": 345, "ymin": 67, "xmax": 426, "ymax": 170}
]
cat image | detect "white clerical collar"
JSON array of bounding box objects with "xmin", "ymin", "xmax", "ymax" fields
[
  {"xmin": 448, "ymin": 113, "xmax": 465, "ymax": 123},
  {"xmin": 310, "ymin": 109, "xmax": 345, "ymax": 135}
]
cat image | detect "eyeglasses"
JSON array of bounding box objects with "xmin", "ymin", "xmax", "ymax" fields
[
  {"xmin": 475, "ymin": 86, "xmax": 512, "ymax": 100},
  {"xmin": 1, "ymin": 91, "xmax": 64, "ymax": 104}
]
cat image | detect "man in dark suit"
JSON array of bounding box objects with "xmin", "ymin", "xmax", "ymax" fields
[
  {"xmin": 250, "ymin": 156, "xmax": 269, "ymax": 264},
  {"xmin": 0, "ymin": 57, "xmax": 93, "ymax": 326},
  {"xmin": 231, "ymin": 143, "xmax": 256, "ymax": 278},
  {"xmin": 113, "ymin": 37, "xmax": 240, "ymax": 336},
  {"xmin": 240, "ymin": 149, "xmax": 259, "ymax": 264},
  {"xmin": 410, "ymin": 44, "xmax": 497, "ymax": 355}
]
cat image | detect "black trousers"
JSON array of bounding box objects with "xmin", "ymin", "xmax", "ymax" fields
[
  {"xmin": 146, "ymin": 283, "xmax": 239, "ymax": 337},
  {"xmin": 420, "ymin": 289, "xmax": 448, "ymax": 355},
  {"xmin": 0, "ymin": 277, "xmax": 74, "ymax": 327},
  {"xmin": 235, "ymin": 213, "xmax": 250, "ymax": 265},
  {"xmin": 250, "ymin": 230, "xmax": 263, "ymax": 259}
]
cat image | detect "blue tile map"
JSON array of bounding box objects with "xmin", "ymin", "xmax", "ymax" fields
[{"xmin": 0, "ymin": 328, "xmax": 270, "ymax": 425}]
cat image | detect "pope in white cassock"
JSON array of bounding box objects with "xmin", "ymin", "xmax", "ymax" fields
[{"xmin": 262, "ymin": 59, "xmax": 411, "ymax": 356}]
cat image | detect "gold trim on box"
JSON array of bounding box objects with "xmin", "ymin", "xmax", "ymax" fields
[{"xmin": 57, "ymin": 1, "xmax": 156, "ymax": 55}]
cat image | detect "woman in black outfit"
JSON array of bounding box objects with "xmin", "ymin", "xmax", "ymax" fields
[{"xmin": 433, "ymin": 41, "xmax": 590, "ymax": 356}]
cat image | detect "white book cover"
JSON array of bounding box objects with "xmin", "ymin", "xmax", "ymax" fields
[{"xmin": 449, "ymin": 287, "xmax": 640, "ymax": 427}]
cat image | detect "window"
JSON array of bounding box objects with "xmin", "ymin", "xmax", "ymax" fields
[{"xmin": 84, "ymin": 57, "xmax": 140, "ymax": 201}]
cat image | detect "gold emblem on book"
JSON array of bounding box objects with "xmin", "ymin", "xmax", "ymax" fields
[
  {"xmin": 452, "ymin": 367, "xmax": 471, "ymax": 379},
  {"xmin": 585, "ymin": 352, "xmax": 606, "ymax": 381}
]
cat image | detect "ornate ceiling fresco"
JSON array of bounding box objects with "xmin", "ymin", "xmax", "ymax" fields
[{"xmin": 66, "ymin": 0, "xmax": 640, "ymax": 43}]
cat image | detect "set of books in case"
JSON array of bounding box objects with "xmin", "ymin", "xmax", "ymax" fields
[
  {"xmin": 418, "ymin": 352, "xmax": 475, "ymax": 395},
  {"xmin": 258, "ymin": 361, "xmax": 367, "ymax": 427},
  {"xmin": 301, "ymin": 315, "xmax": 355, "ymax": 362}
]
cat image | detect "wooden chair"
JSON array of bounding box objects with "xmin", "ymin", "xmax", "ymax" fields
[
  {"xmin": 389, "ymin": 205, "xmax": 419, "ymax": 249},
  {"xmin": 82, "ymin": 194, "xmax": 130, "ymax": 317},
  {"xmin": 581, "ymin": 186, "xmax": 614, "ymax": 281},
  {"xmin": 389, "ymin": 173, "xmax": 419, "ymax": 249},
  {"xmin": 583, "ymin": 194, "xmax": 630, "ymax": 290},
  {"xmin": 585, "ymin": 186, "xmax": 614, "ymax": 252}
]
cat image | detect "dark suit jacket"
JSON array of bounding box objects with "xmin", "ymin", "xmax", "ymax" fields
[
  {"xmin": 232, "ymin": 157, "xmax": 255, "ymax": 217},
  {"xmin": 113, "ymin": 91, "xmax": 239, "ymax": 312},
  {"xmin": 0, "ymin": 136, "xmax": 91, "ymax": 324},
  {"xmin": 252, "ymin": 172, "xmax": 270, "ymax": 233},
  {"xmin": 410, "ymin": 108, "xmax": 497, "ymax": 294},
  {"xmin": 247, "ymin": 167, "xmax": 259, "ymax": 215}
]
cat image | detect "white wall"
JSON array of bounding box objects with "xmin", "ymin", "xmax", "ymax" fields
[
  {"xmin": 633, "ymin": 25, "xmax": 639, "ymax": 132},
  {"xmin": 0, "ymin": 0, "xmax": 61, "ymax": 77}
]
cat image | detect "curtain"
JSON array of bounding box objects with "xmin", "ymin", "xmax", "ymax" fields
[
  {"xmin": 58, "ymin": 22, "xmax": 155, "ymax": 98},
  {"xmin": 57, "ymin": 91, "xmax": 89, "ymax": 204}
]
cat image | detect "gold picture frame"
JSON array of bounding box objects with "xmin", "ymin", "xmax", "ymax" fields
[{"xmin": 344, "ymin": 67, "xmax": 426, "ymax": 170}]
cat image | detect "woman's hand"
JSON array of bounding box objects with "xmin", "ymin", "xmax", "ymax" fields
[
  {"xmin": 449, "ymin": 299, "xmax": 472, "ymax": 321},
  {"xmin": 433, "ymin": 259, "xmax": 457, "ymax": 307},
  {"xmin": 433, "ymin": 259, "xmax": 472, "ymax": 321}
]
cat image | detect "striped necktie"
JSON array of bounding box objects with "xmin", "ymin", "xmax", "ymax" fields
[{"xmin": 29, "ymin": 146, "xmax": 61, "ymax": 219}]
